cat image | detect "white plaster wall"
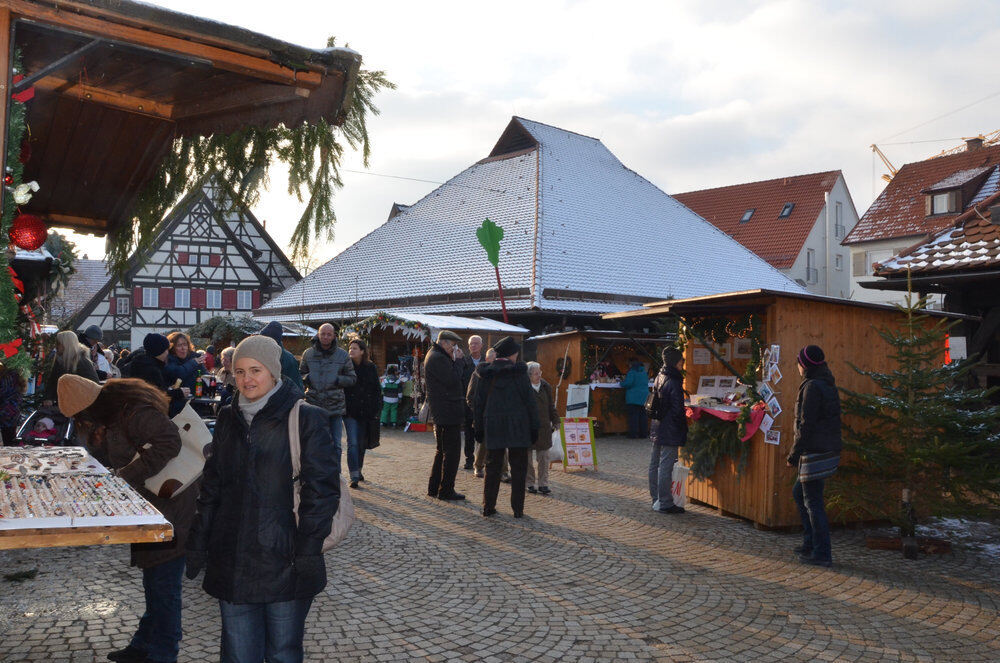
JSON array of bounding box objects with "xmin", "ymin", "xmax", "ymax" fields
[
  {"xmin": 783, "ymin": 175, "xmax": 859, "ymax": 298},
  {"xmin": 845, "ymin": 237, "xmax": 943, "ymax": 307}
]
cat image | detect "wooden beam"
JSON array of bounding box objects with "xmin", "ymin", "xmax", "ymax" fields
[
  {"xmin": 0, "ymin": 8, "xmax": 10, "ymax": 219},
  {"xmin": 46, "ymin": 212, "xmax": 109, "ymax": 232},
  {"xmin": 970, "ymin": 307, "xmax": 1000, "ymax": 356},
  {"xmin": 6, "ymin": 0, "xmax": 323, "ymax": 88},
  {"xmin": 172, "ymin": 83, "xmax": 309, "ymax": 120},
  {"xmin": 33, "ymin": 74, "xmax": 174, "ymax": 120}
]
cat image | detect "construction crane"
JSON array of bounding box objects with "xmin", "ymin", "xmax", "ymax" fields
[
  {"xmin": 870, "ymin": 144, "xmax": 898, "ymax": 182},
  {"xmin": 933, "ymin": 130, "xmax": 1000, "ymax": 157}
]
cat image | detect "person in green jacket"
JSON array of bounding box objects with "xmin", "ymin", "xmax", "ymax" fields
[
  {"xmin": 620, "ymin": 359, "xmax": 650, "ymax": 439},
  {"xmin": 259, "ymin": 321, "xmax": 305, "ymax": 394}
]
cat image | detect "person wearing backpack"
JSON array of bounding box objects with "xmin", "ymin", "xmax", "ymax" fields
[
  {"xmin": 186, "ymin": 335, "xmax": 340, "ymax": 663},
  {"xmin": 648, "ymin": 347, "xmax": 688, "ymax": 514}
]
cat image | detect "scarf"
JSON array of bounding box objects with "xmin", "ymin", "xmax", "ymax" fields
[{"xmin": 238, "ymin": 380, "xmax": 282, "ymax": 426}]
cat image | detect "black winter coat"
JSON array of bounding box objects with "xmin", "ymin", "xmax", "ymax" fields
[
  {"xmin": 788, "ymin": 364, "xmax": 842, "ymax": 464},
  {"xmin": 344, "ymin": 360, "xmax": 382, "ymax": 421},
  {"xmin": 649, "ymin": 365, "xmax": 688, "ymax": 446},
  {"xmin": 123, "ymin": 349, "xmax": 187, "ymax": 417},
  {"xmin": 473, "ymin": 359, "xmax": 540, "ymax": 450},
  {"xmin": 44, "ymin": 350, "xmax": 98, "ymax": 401},
  {"xmin": 423, "ymin": 343, "xmax": 466, "ymax": 426},
  {"xmin": 187, "ymin": 379, "xmax": 340, "ymax": 604}
]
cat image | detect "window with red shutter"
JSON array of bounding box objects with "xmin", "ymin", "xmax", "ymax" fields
[
  {"xmin": 160, "ymin": 288, "xmax": 175, "ymax": 309},
  {"xmin": 222, "ymin": 289, "xmax": 237, "ymax": 310},
  {"xmin": 192, "ymin": 288, "xmax": 206, "ymax": 309},
  {"xmin": 209, "ymin": 254, "xmax": 222, "ymax": 267},
  {"xmin": 252, "ymin": 291, "xmax": 261, "ymax": 309},
  {"xmin": 177, "ymin": 252, "xmax": 188, "ymax": 265},
  {"xmin": 133, "ymin": 286, "xmax": 142, "ymax": 308}
]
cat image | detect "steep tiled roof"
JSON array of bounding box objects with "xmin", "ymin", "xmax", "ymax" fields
[
  {"xmin": 260, "ymin": 117, "xmax": 803, "ymax": 319},
  {"xmin": 844, "ymin": 144, "xmax": 1000, "ymax": 245},
  {"xmin": 876, "ymin": 190, "xmax": 1000, "ymax": 276},
  {"xmin": 673, "ymin": 171, "xmax": 841, "ymax": 269},
  {"xmin": 50, "ymin": 258, "xmax": 111, "ymax": 320}
]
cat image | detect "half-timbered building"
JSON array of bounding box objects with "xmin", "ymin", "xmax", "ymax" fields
[{"xmin": 72, "ymin": 179, "xmax": 300, "ymax": 348}]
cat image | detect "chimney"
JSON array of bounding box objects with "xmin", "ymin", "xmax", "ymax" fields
[
  {"xmin": 989, "ymin": 205, "xmax": 1000, "ymax": 225},
  {"xmin": 966, "ymin": 137, "xmax": 984, "ymax": 151}
]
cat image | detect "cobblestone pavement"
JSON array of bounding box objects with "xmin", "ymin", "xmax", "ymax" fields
[{"xmin": 2, "ymin": 431, "xmax": 999, "ymax": 662}]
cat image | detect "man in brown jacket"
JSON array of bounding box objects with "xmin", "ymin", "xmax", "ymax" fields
[{"xmin": 424, "ymin": 330, "xmax": 467, "ymax": 500}]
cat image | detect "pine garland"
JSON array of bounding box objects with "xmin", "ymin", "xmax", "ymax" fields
[{"xmin": 107, "ymin": 42, "xmax": 395, "ymax": 276}]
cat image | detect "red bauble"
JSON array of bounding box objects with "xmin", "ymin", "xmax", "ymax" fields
[
  {"xmin": 9, "ymin": 213, "xmax": 47, "ymax": 250},
  {"xmin": 3, "ymin": 174, "xmax": 12, "ymax": 185}
]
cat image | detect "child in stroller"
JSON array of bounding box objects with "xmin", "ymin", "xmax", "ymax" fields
[{"xmin": 14, "ymin": 408, "xmax": 75, "ymax": 446}]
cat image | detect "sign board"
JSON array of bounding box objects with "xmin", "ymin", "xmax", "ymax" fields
[
  {"xmin": 565, "ymin": 384, "xmax": 590, "ymax": 417},
  {"xmin": 559, "ymin": 417, "xmax": 597, "ymax": 470}
]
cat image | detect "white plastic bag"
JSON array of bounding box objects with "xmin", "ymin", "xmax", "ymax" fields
[
  {"xmin": 548, "ymin": 429, "xmax": 564, "ymax": 462},
  {"xmin": 138, "ymin": 402, "xmax": 211, "ymax": 499},
  {"xmin": 670, "ymin": 463, "xmax": 690, "ymax": 508}
]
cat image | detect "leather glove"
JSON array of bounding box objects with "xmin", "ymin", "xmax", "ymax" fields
[
  {"xmin": 294, "ymin": 555, "xmax": 325, "ymax": 584},
  {"xmin": 185, "ymin": 550, "xmax": 206, "ymax": 580}
]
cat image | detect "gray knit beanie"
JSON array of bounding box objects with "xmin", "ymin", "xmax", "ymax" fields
[{"xmin": 232, "ymin": 335, "xmax": 282, "ymax": 383}]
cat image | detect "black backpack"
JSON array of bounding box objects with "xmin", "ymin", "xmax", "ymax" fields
[{"xmin": 645, "ymin": 374, "xmax": 664, "ymax": 419}]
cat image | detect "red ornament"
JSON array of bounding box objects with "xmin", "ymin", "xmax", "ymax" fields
[
  {"xmin": 9, "ymin": 213, "xmax": 47, "ymax": 250},
  {"xmin": 3, "ymin": 174, "xmax": 12, "ymax": 186}
]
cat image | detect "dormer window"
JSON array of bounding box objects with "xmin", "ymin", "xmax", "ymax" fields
[
  {"xmin": 740, "ymin": 208, "xmax": 755, "ymax": 223},
  {"xmin": 779, "ymin": 202, "xmax": 794, "ymax": 218},
  {"xmin": 930, "ymin": 192, "xmax": 957, "ymax": 215}
]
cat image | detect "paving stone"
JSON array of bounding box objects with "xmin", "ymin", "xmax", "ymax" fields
[{"xmin": 1, "ymin": 432, "xmax": 999, "ymax": 661}]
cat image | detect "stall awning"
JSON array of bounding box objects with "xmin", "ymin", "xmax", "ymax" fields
[
  {"xmin": 5, "ymin": 0, "xmax": 361, "ymax": 235},
  {"xmin": 603, "ymin": 289, "xmax": 979, "ymax": 321},
  {"xmin": 338, "ymin": 312, "xmax": 528, "ymax": 342}
]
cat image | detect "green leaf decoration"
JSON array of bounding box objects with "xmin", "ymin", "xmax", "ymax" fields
[{"xmin": 476, "ymin": 218, "xmax": 504, "ymax": 267}]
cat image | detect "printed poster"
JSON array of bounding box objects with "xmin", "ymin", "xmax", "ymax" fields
[
  {"xmin": 560, "ymin": 417, "xmax": 597, "ymax": 470},
  {"xmin": 692, "ymin": 347, "xmax": 711, "ymax": 365},
  {"xmin": 759, "ymin": 414, "xmax": 774, "ymax": 435},
  {"xmin": 765, "ymin": 429, "xmax": 781, "ymax": 446}
]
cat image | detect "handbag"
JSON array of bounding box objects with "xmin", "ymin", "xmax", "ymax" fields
[
  {"xmin": 366, "ymin": 419, "xmax": 381, "ymax": 450},
  {"xmin": 288, "ymin": 400, "xmax": 355, "ymax": 552},
  {"xmin": 138, "ymin": 402, "xmax": 211, "ymax": 499}
]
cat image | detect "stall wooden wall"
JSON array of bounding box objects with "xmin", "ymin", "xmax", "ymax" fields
[
  {"xmin": 684, "ymin": 298, "xmax": 916, "ymax": 528},
  {"xmin": 534, "ymin": 333, "xmax": 585, "ymax": 416}
]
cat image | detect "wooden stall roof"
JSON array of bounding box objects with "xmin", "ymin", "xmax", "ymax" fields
[
  {"xmin": 603, "ymin": 289, "xmax": 979, "ymax": 321},
  {"xmin": 8, "ymin": 0, "xmax": 362, "ymax": 235}
]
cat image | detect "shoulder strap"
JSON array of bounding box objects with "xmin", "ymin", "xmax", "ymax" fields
[{"xmin": 288, "ymin": 399, "xmax": 304, "ymax": 480}]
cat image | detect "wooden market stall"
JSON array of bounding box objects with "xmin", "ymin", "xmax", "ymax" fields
[
  {"xmin": 525, "ymin": 330, "xmax": 670, "ymax": 434},
  {"xmin": 605, "ymin": 289, "xmax": 968, "ymax": 528}
]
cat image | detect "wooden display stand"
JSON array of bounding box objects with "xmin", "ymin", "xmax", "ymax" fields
[
  {"xmin": 0, "ymin": 522, "xmax": 173, "ymax": 550},
  {"xmin": 606, "ymin": 290, "xmax": 962, "ymax": 528}
]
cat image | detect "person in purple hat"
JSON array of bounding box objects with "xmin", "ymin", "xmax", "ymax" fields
[{"xmin": 787, "ymin": 344, "xmax": 842, "ymax": 567}]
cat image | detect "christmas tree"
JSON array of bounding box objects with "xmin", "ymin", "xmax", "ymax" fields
[{"xmin": 832, "ymin": 281, "xmax": 1000, "ymax": 553}]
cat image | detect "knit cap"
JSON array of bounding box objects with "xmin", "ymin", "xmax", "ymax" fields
[
  {"xmin": 259, "ymin": 321, "xmax": 285, "ymax": 344},
  {"xmin": 797, "ymin": 345, "xmax": 826, "ymax": 367},
  {"xmin": 143, "ymin": 333, "xmax": 169, "ymax": 357},
  {"xmin": 233, "ymin": 335, "xmax": 282, "ymax": 382},
  {"xmin": 661, "ymin": 347, "xmax": 683, "ymax": 367},
  {"xmin": 492, "ymin": 336, "xmax": 520, "ymax": 358},
  {"xmin": 57, "ymin": 374, "xmax": 102, "ymax": 417}
]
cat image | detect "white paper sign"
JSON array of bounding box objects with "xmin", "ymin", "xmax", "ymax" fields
[
  {"xmin": 693, "ymin": 347, "xmax": 711, "ymax": 365},
  {"xmin": 949, "ymin": 336, "xmax": 967, "ymax": 361},
  {"xmin": 759, "ymin": 414, "xmax": 774, "ymax": 435}
]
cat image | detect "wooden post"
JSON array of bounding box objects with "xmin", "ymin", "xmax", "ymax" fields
[{"xmin": 0, "ymin": 8, "xmax": 11, "ymax": 217}]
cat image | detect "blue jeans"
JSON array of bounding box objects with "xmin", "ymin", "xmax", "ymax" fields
[
  {"xmin": 343, "ymin": 416, "xmax": 368, "ymax": 481},
  {"xmin": 130, "ymin": 555, "xmax": 185, "ymax": 663},
  {"xmin": 328, "ymin": 413, "xmax": 343, "ymax": 460},
  {"xmin": 793, "ymin": 478, "xmax": 831, "ymax": 561},
  {"xmin": 219, "ymin": 598, "xmax": 314, "ymax": 663},
  {"xmin": 648, "ymin": 444, "xmax": 678, "ymax": 509}
]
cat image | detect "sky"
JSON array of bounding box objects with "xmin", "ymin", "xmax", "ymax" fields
[{"xmin": 68, "ymin": 0, "xmax": 1000, "ymax": 269}]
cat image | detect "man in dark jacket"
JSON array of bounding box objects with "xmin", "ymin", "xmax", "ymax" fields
[
  {"xmin": 260, "ymin": 321, "xmax": 305, "ymax": 394},
  {"xmin": 80, "ymin": 324, "xmax": 109, "ymax": 380},
  {"xmin": 125, "ymin": 333, "xmax": 189, "ymax": 417},
  {"xmin": 787, "ymin": 344, "xmax": 842, "ymax": 567},
  {"xmin": 424, "ymin": 330, "xmax": 467, "ymax": 500},
  {"xmin": 459, "ymin": 335, "xmax": 484, "ymax": 470},
  {"xmin": 649, "ymin": 347, "xmax": 687, "ymax": 514},
  {"xmin": 474, "ymin": 336, "xmax": 539, "ymax": 517},
  {"xmin": 300, "ymin": 323, "xmax": 356, "ymax": 458}
]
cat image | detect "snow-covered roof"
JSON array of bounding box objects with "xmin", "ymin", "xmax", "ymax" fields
[
  {"xmin": 259, "ymin": 117, "xmax": 803, "ymax": 321},
  {"xmin": 391, "ymin": 313, "xmax": 528, "ymax": 334}
]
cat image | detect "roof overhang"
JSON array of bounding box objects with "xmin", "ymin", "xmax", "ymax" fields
[
  {"xmin": 4, "ymin": 0, "xmax": 361, "ymax": 235},
  {"xmin": 862, "ymin": 269, "xmax": 1000, "ymax": 293},
  {"xmin": 603, "ymin": 289, "xmax": 978, "ymax": 321}
]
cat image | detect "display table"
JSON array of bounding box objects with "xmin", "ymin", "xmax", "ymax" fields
[{"xmin": 0, "ymin": 447, "xmax": 173, "ymax": 550}]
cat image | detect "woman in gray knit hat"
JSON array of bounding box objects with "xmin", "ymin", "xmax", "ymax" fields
[{"xmin": 186, "ymin": 335, "xmax": 340, "ymax": 663}]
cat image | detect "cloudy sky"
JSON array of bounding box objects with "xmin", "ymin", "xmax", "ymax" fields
[{"xmin": 72, "ymin": 0, "xmax": 1000, "ymax": 267}]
